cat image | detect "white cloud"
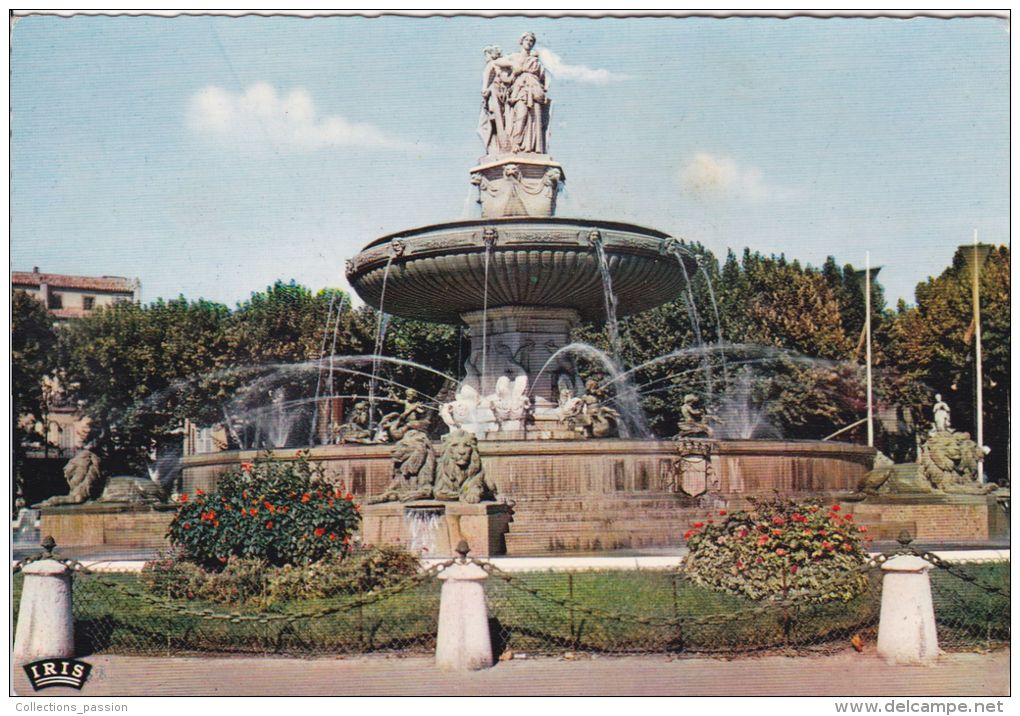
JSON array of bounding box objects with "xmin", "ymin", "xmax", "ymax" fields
[
  {"xmin": 537, "ymin": 48, "xmax": 632, "ymax": 84},
  {"xmin": 186, "ymin": 83, "xmax": 418, "ymax": 152},
  {"xmin": 678, "ymin": 152, "xmax": 796, "ymax": 202}
]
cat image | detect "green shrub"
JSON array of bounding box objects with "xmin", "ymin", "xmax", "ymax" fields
[
  {"xmin": 265, "ymin": 545, "xmax": 421, "ymax": 603},
  {"xmin": 140, "ymin": 545, "xmax": 421, "ymax": 607},
  {"xmin": 683, "ymin": 498, "xmax": 871, "ymax": 602},
  {"xmin": 167, "ymin": 452, "xmax": 360, "ymax": 568}
]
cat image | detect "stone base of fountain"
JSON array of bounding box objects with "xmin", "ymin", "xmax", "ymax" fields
[
  {"xmin": 360, "ymin": 500, "xmax": 513, "ymax": 557},
  {"xmin": 39, "ymin": 503, "xmax": 177, "ymax": 549},
  {"xmin": 843, "ymin": 493, "xmax": 1009, "ymax": 542}
]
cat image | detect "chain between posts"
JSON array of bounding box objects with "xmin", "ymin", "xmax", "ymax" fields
[
  {"xmin": 14, "ymin": 541, "xmax": 455, "ymax": 624},
  {"xmin": 889, "ymin": 531, "xmax": 1009, "ymax": 597},
  {"xmin": 470, "ymin": 555, "xmax": 882, "ymax": 629}
]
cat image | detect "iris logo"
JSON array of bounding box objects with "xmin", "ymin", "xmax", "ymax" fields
[{"xmin": 22, "ymin": 659, "xmax": 92, "ymax": 691}]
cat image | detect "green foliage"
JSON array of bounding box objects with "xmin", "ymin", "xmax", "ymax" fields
[
  {"xmin": 683, "ymin": 498, "xmax": 871, "ymax": 602},
  {"xmin": 139, "ymin": 544, "xmax": 420, "ymax": 607},
  {"xmin": 57, "ymin": 296, "xmax": 233, "ymax": 472},
  {"xmin": 882, "ymin": 246, "xmax": 1010, "ymax": 483},
  {"xmin": 167, "ymin": 453, "xmax": 360, "ymax": 568},
  {"xmin": 12, "ymin": 290, "xmax": 58, "ymax": 434},
  {"xmin": 264, "ymin": 545, "xmax": 421, "ymax": 603}
]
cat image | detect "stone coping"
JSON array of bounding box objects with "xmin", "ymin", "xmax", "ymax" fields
[
  {"xmin": 181, "ymin": 438, "xmax": 875, "ymax": 468},
  {"xmin": 15, "ymin": 550, "xmax": 1007, "ymax": 574},
  {"xmin": 361, "ymin": 216, "xmax": 670, "ymax": 252}
]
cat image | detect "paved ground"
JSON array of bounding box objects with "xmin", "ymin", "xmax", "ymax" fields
[{"xmin": 11, "ymin": 649, "xmax": 1009, "ymax": 697}]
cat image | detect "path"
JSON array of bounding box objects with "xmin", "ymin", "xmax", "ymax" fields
[{"xmin": 11, "ymin": 649, "xmax": 1009, "ymax": 697}]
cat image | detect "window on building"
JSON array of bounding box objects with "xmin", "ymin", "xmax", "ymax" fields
[
  {"xmin": 83, "ymin": 296, "xmax": 95, "ymax": 311},
  {"xmin": 48, "ymin": 292, "xmax": 63, "ymax": 310}
]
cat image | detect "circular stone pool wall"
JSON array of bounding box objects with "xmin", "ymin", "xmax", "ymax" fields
[{"xmin": 182, "ymin": 440, "xmax": 874, "ymax": 554}]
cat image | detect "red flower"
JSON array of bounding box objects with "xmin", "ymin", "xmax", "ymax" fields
[
  {"xmin": 301, "ymin": 493, "xmax": 311, "ymax": 504},
  {"xmin": 265, "ymin": 521, "xmax": 273, "ymax": 529},
  {"xmin": 842, "ymin": 542, "xmax": 853, "ymax": 551},
  {"xmin": 791, "ymin": 513, "xmax": 806, "ymax": 523},
  {"xmin": 818, "ymin": 529, "xmax": 828, "ymax": 537},
  {"xmin": 831, "ymin": 505, "xmax": 841, "ymax": 512},
  {"xmin": 718, "ymin": 509, "xmax": 727, "ymax": 516},
  {"xmin": 844, "ymin": 514, "xmax": 854, "ymax": 522},
  {"xmin": 345, "ymin": 493, "xmax": 354, "ymax": 501},
  {"xmin": 771, "ymin": 529, "xmax": 783, "ymax": 537},
  {"xmin": 802, "ymin": 529, "xmax": 813, "ymax": 536},
  {"xmin": 776, "ymin": 548, "xmax": 787, "ymax": 556},
  {"xmin": 771, "ymin": 516, "xmax": 786, "ymax": 526},
  {"xmin": 343, "ymin": 535, "xmax": 350, "ymax": 545},
  {"xmin": 738, "ymin": 529, "xmax": 749, "ymax": 538},
  {"xmin": 858, "ymin": 525, "xmax": 868, "ymax": 533},
  {"xmin": 707, "ymin": 519, "xmax": 714, "ymax": 524},
  {"xmin": 195, "ymin": 488, "xmax": 205, "ymax": 496},
  {"xmin": 683, "ymin": 530, "xmax": 695, "ymax": 540},
  {"xmin": 329, "ymin": 533, "xmax": 337, "ymax": 541},
  {"xmin": 182, "ymin": 523, "xmax": 191, "ymax": 530},
  {"xmin": 249, "ymin": 507, "xmax": 258, "ymax": 517},
  {"xmin": 213, "ymin": 520, "xmax": 219, "ymax": 528},
  {"xmin": 314, "ymin": 527, "xmax": 326, "ymax": 537},
  {"xmin": 822, "ymin": 541, "xmax": 835, "ymax": 551},
  {"xmin": 693, "ymin": 522, "xmax": 704, "ymax": 529},
  {"xmin": 790, "ymin": 564, "xmax": 799, "ymax": 574},
  {"xmin": 757, "ymin": 535, "xmax": 769, "ymax": 546},
  {"xmin": 756, "ymin": 556, "xmax": 764, "ymax": 564},
  {"xmin": 179, "ymin": 494, "xmax": 189, "ymax": 503},
  {"xmin": 264, "ymin": 501, "xmax": 275, "ymax": 512},
  {"xmin": 735, "ymin": 559, "xmax": 744, "ymax": 570},
  {"xmin": 241, "ymin": 463, "xmax": 254, "ymax": 472}
]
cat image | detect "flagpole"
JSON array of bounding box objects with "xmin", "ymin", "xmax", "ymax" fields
[
  {"xmin": 865, "ymin": 251, "xmax": 873, "ymax": 448},
  {"xmin": 973, "ymin": 229, "xmax": 985, "ymax": 484}
]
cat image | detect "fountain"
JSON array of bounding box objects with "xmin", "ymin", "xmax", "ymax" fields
[{"xmin": 179, "ymin": 34, "xmax": 1004, "ymax": 555}]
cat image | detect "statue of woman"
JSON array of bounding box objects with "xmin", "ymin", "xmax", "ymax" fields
[
  {"xmin": 479, "ymin": 46, "xmax": 511, "ymax": 156},
  {"xmin": 490, "ymin": 32, "xmax": 550, "ymax": 155}
]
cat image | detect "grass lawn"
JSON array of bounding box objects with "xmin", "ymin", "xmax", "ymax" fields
[{"xmin": 12, "ymin": 562, "xmax": 1007, "ymax": 657}]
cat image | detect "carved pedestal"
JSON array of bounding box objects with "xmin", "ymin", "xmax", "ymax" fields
[
  {"xmin": 461, "ymin": 305, "xmax": 579, "ymax": 407},
  {"xmin": 470, "ymin": 155, "xmax": 564, "ymax": 219},
  {"xmin": 360, "ymin": 501, "xmax": 513, "ymax": 558}
]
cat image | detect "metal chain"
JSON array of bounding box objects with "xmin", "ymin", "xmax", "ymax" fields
[
  {"xmin": 16, "ymin": 549, "xmax": 454, "ymax": 624},
  {"xmin": 472, "ymin": 556, "xmax": 878, "ymax": 629},
  {"xmin": 907, "ymin": 549, "xmax": 1009, "ymax": 598}
]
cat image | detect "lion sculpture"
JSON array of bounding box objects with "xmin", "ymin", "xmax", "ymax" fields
[
  {"xmin": 37, "ymin": 449, "xmax": 104, "ymax": 507},
  {"xmin": 433, "ymin": 429, "xmax": 497, "ymax": 503},
  {"xmin": 366, "ymin": 429, "xmax": 436, "ymax": 504}
]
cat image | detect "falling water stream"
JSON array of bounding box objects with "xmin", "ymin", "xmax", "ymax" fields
[
  {"xmin": 369, "ymin": 255, "xmax": 396, "ymax": 425},
  {"xmin": 592, "ymin": 239, "xmax": 622, "ymax": 365}
]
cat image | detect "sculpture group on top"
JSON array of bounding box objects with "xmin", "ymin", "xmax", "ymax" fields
[{"xmin": 478, "ymin": 32, "xmax": 550, "ymax": 157}]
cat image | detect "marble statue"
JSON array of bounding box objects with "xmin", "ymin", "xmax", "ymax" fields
[
  {"xmin": 489, "ymin": 375, "xmax": 532, "ymax": 431},
  {"xmin": 674, "ymin": 394, "xmax": 719, "ymax": 439},
  {"xmin": 558, "ymin": 377, "xmax": 619, "ymax": 439},
  {"xmin": 931, "ymin": 394, "xmax": 952, "ymax": 434},
  {"xmin": 378, "ymin": 389, "xmax": 431, "ymax": 442},
  {"xmin": 335, "ymin": 401, "xmax": 375, "ymax": 444},
  {"xmin": 487, "ymin": 31, "xmax": 550, "ymax": 155},
  {"xmin": 479, "ymin": 45, "xmax": 512, "ymax": 155},
  {"xmin": 434, "ymin": 429, "xmax": 497, "ymax": 503},
  {"xmin": 37, "ymin": 449, "xmax": 104, "ymax": 506}
]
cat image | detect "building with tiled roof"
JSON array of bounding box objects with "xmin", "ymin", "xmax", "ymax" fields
[{"xmin": 12, "ymin": 267, "xmax": 140, "ymax": 322}]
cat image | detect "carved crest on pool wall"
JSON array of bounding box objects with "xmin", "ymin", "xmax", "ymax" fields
[{"xmin": 664, "ymin": 439, "xmax": 715, "ymax": 497}]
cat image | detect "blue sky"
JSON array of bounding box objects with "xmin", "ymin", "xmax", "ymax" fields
[{"xmin": 11, "ymin": 14, "xmax": 1009, "ymax": 307}]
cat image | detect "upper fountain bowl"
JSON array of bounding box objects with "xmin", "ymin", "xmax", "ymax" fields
[{"xmin": 346, "ymin": 217, "xmax": 694, "ymax": 324}]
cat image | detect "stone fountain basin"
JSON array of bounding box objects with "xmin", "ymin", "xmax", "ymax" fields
[{"xmin": 346, "ymin": 217, "xmax": 694, "ymax": 323}]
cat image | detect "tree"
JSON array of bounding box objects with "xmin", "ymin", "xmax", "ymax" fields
[
  {"xmin": 12, "ymin": 290, "xmax": 58, "ymax": 507},
  {"xmin": 58, "ymin": 297, "xmax": 232, "ymax": 472},
  {"xmin": 884, "ymin": 246, "xmax": 1010, "ymax": 483}
]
